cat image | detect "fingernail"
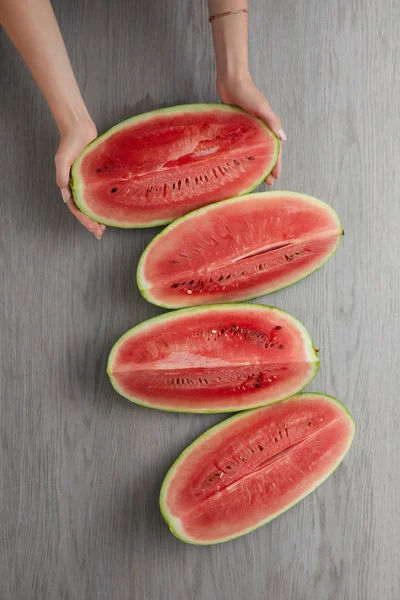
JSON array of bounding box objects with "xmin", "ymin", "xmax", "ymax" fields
[
  {"xmin": 61, "ymin": 188, "xmax": 71, "ymax": 203},
  {"xmin": 94, "ymin": 233, "xmax": 102, "ymax": 240},
  {"xmin": 277, "ymin": 129, "xmax": 287, "ymax": 141}
]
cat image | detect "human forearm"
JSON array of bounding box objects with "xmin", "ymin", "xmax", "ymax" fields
[
  {"xmin": 208, "ymin": 0, "xmax": 249, "ymax": 81},
  {"xmin": 0, "ymin": 0, "xmax": 103, "ymax": 237},
  {"xmin": 0, "ymin": 0, "xmax": 92, "ymax": 133},
  {"xmin": 208, "ymin": 0, "xmax": 285, "ymax": 182}
]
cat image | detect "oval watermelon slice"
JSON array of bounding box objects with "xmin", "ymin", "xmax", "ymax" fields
[
  {"xmin": 70, "ymin": 104, "xmax": 279, "ymax": 227},
  {"xmin": 107, "ymin": 304, "xmax": 319, "ymax": 413},
  {"xmin": 138, "ymin": 191, "xmax": 343, "ymax": 308},
  {"xmin": 160, "ymin": 393, "xmax": 355, "ymax": 545}
]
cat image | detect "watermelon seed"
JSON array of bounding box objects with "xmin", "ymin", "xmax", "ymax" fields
[
  {"xmin": 278, "ymin": 428, "xmax": 283, "ymax": 439},
  {"xmin": 204, "ymin": 175, "xmax": 209, "ymax": 182},
  {"xmin": 234, "ymin": 159, "xmax": 240, "ymax": 165},
  {"xmin": 163, "ymin": 183, "xmax": 167, "ymax": 196},
  {"xmin": 189, "ymin": 280, "xmax": 194, "ymax": 284},
  {"xmin": 172, "ymin": 182, "xmax": 175, "ymax": 190},
  {"xmin": 247, "ymin": 156, "xmax": 254, "ymax": 160},
  {"xmin": 308, "ymin": 421, "xmax": 312, "ymax": 426},
  {"xmin": 212, "ymin": 168, "xmax": 218, "ymax": 179},
  {"xmin": 276, "ymin": 326, "xmax": 282, "ymax": 330},
  {"xmin": 178, "ymin": 180, "xmax": 182, "ymax": 190},
  {"xmin": 185, "ymin": 178, "xmax": 190, "ymax": 186},
  {"xmin": 218, "ymin": 276, "xmax": 224, "ymax": 281},
  {"xmin": 239, "ymin": 456, "xmax": 244, "ymax": 461},
  {"xmin": 274, "ymin": 437, "xmax": 278, "ymax": 443},
  {"xmin": 226, "ymin": 274, "xmax": 231, "ymax": 280},
  {"xmin": 278, "ymin": 344, "xmax": 284, "ymax": 349},
  {"xmin": 171, "ymin": 283, "xmax": 179, "ymax": 288},
  {"xmin": 255, "ymin": 383, "xmax": 261, "ymax": 388},
  {"xmin": 258, "ymin": 444, "xmax": 264, "ymax": 451},
  {"xmin": 218, "ymin": 166, "xmax": 225, "ymax": 176},
  {"xmin": 284, "ymin": 425, "xmax": 289, "ymax": 437},
  {"xmin": 111, "ymin": 187, "xmax": 117, "ymax": 193},
  {"xmin": 226, "ymin": 465, "xmax": 231, "ymax": 469}
]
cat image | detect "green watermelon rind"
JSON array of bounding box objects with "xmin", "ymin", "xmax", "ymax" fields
[
  {"xmin": 137, "ymin": 191, "xmax": 343, "ymax": 308},
  {"xmin": 106, "ymin": 303, "xmax": 320, "ymax": 414},
  {"xmin": 70, "ymin": 104, "xmax": 280, "ymax": 228},
  {"xmin": 159, "ymin": 393, "xmax": 355, "ymax": 545}
]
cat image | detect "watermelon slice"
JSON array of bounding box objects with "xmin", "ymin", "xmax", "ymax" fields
[
  {"xmin": 107, "ymin": 304, "xmax": 319, "ymax": 413},
  {"xmin": 70, "ymin": 104, "xmax": 279, "ymax": 227},
  {"xmin": 138, "ymin": 191, "xmax": 343, "ymax": 308},
  {"xmin": 160, "ymin": 393, "xmax": 355, "ymax": 544}
]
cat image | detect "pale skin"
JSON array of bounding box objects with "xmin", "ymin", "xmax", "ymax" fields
[{"xmin": 0, "ymin": 0, "xmax": 285, "ymax": 239}]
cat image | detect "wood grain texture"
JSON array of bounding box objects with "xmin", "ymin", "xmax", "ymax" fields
[{"xmin": 1, "ymin": 0, "xmax": 399, "ymax": 598}]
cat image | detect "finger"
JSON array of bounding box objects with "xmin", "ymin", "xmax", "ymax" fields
[
  {"xmin": 66, "ymin": 198, "xmax": 104, "ymax": 239},
  {"xmin": 272, "ymin": 150, "xmax": 282, "ymax": 179},
  {"xmin": 55, "ymin": 152, "xmax": 74, "ymax": 205},
  {"xmin": 55, "ymin": 152, "xmax": 72, "ymax": 190},
  {"xmin": 257, "ymin": 102, "xmax": 286, "ymax": 142},
  {"xmin": 265, "ymin": 175, "xmax": 274, "ymax": 187}
]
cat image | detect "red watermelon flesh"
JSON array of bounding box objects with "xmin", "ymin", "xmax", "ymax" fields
[
  {"xmin": 70, "ymin": 105, "xmax": 279, "ymax": 227},
  {"xmin": 160, "ymin": 393, "xmax": 355, "ymax": 544},
  {"xmin": 107, "ymin": 304, "xmax": 319, "ymax": 413},
  {"xmin": 138, "ymin": 191, "xmax": 343, "ymax": 308}
]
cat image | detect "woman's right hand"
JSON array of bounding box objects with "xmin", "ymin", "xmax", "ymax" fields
[{"xmin": 55, "ymin": 119, "xmax": 105, "ymax": 239}]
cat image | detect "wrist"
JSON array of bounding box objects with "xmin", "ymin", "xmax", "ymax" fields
[
  {"xmin": 56, "ymin": 103, "xmax": 95, "ymax": 137},
  {"xmin": 216, "ymin": 62, "xmax": 250, "ymax": 82},
  {"xmin": 217, "ymin": 70, "xmax": 252, "ymax": 91}
]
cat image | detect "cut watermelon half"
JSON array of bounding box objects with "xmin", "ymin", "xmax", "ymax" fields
[
  {"xmin": 160, "ymin": 393, "xmax": 355, "ymax": 545},
  {"xmin": 138, "ymin": 191, "xmax": 343, "ymax": 308},
  {"xmin": 70, "ymin": 104, "xmax": 279, "ymax": 227},
  {"xmin": 107, "ymin": 304, "xmax": 319, "ymax": 413}
]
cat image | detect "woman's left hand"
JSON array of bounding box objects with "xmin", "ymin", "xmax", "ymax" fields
[{"xmin": 217, "ymin": 75, "xmax": 285, "ymax": 186}]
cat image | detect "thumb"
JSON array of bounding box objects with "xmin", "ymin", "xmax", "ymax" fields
[
  {"xmin": 257, "ymin": 102, "xmax": 286, "ymax": 141},
  {"xmin": 55, "ymin": 151, "xmax": 73, "ymax": 201}
]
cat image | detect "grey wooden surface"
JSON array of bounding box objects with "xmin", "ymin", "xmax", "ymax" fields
[{"xmin": 1, "ymin": 1, "xmax": 399, "ymax": 598}]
